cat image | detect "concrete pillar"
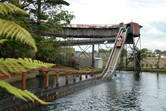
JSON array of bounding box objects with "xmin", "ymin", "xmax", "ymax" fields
[
  {"xmin": 45, "ymin": 71, "xmax": 49, "ymax": 89},
  {"xmin": 22, "ymin": 72, "xmax": 26, "ymax": 90},
  {"xmin": 66, "ymin": 72, "xmax": 68, "ymax": 84},
  {"xmin": 56, "ymin": 71, "xmax": 59, "ymax": 86},
  {"xmin": 133, "ymin": 44, "xmax": 136, "ymax": 71},
  {"xmin": 125, "ymin": 44, "xmax": 128, "ymax": 68},
  {"xmin": 92, "ymin": 44, "xmax": 95, "ymax": 68},
  {"xmin": 98, "ymin": 44, "xmax": 100, "ymax": 57}
]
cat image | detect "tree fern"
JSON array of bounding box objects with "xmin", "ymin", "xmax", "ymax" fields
[
  {"xmin": 0, "ymin": 58, "xmax": 55, "ymax": 104},
  {"xmin": 0, "ymin": 3, "xmax": 37, "ymax": 52},
  {"xmin": 0, "ymin": 39, "xmax": 8, "ymax": 44},
  {"xmin": 0, "ymin": 80, "xmax": 50, "ymax": 105},
  {"xmin": 0, "ymin": 3, "xmax": 54, "ymax": 105},
  {"xmin": 0, "ymin": 58, "xmax": 55, "ymax": 76},
  {"xmin": 0, "ymin": 3, "xmax": 29, "ymax": 16}
]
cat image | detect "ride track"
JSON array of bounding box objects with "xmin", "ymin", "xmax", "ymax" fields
[{"xmin": 98, "ymin": 27, "xmax": 130, "ymax": 79}]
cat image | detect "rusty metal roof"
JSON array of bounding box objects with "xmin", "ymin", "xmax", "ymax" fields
[{"xmin": 65, "ymin": 23, "xmax": 121, "ymax": 28}]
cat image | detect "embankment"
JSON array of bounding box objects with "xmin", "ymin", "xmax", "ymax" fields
[{"xmin": 0, "ymin": 77, "xmax": 106, "ymax": 111}]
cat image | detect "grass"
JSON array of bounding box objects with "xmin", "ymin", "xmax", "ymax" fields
[
  {"xmin": 4, "ymin": 73, "xmax": 36, "ymax": 83},
  {"xmin": 48, "ymin": 65, "xmax": 91, "ymax": 75},
  {"xmin": 141, "ymin": 68, "xmax": 166, "ymax": 72},
  {"xmin": 118, "ymin": 67, "xmax": 166, "ymax": 73}
]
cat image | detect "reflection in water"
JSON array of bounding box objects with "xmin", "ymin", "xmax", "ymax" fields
[
  {"xmin": 0, "ymin": 74, "xmax": 93, "ymax": 100},
  {"xmin": 157, "ymin": 73, "xmax": 160, "ymax": 90},
  {"xmin": 27, "ymin": 71, "xmax": 166, "ymax": 111},
  {"xmin": 134, "ymin": 72, "xmax": 141, "ymax": 81},
  {"xmin": 1, "ymin": 71, "xmax": 166, "ymax": 111}
]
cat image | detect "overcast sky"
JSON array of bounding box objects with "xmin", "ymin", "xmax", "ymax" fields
[{"xmin": 64, "ymin": 0, "xmax": 166, "ymax": 52}]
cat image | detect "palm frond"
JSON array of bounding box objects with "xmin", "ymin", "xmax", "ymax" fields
[
  {"xmin": 0, "ymin": 39, "xmax": 8, "ymax": 44},
  {"xmin": 0, "ymin": 58, "xmax": 55, "ymax": 76},
  {"xmin": 0, "ymin": 18, "xmax": 37, "ymax": 51},
  {"xmin": 0, "ymin": 80, "xmax": 50, "ymax": 105},
  {"xmin": 0, "ymin": 58, "xmax": 55, "ymax": 104},
  {"xmin": 0, "ymin": 3, "xmax": 29, "ymax": 16}
]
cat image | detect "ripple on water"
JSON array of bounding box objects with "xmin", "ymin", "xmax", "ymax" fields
[{"xmin": 26, "ymin": 71, "xmax": 166, "ymax": 111}]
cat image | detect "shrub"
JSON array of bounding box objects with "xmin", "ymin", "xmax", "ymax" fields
[{"xmin": 141, "ymin": 63, "xmax": 144, "ymax": 67}]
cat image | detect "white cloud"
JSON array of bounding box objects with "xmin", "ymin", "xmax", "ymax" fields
[
  {"xmin": 142, "ymin": 40, "xmax": 166, "ymax": 51},
  {"xmin": 64, "ymin": 0, "xmax": 166, "ymax": 51}
]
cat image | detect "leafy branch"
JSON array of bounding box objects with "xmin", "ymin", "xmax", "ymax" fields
[{"xmin": 0, "ymin": 58, "xmax": 55, "ymax": 76}]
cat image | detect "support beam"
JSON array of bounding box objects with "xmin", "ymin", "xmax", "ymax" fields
[
  {"xmin": 79, "ymin": 73, "xmax": 82, "ymax": 81},
  {"xmin": 22, "ymin": 72, "xmax": 26, "ymax": 90},
  {"xmin": 73, "ymin": 72, "xmax": 76, "ymax": 83},
  {"xmin": 66, "ymin": 72, "xmax": 68, "ymax": 84},
  {"xmin": 86, "ymin": 72, "xmax": 88, "ymax": 78},
  {"xmin": 125, "ymin": 44, "xmax": 128, "ymax": 68},
  {"xmin": 45, "ymin": 71, "xmax": 49, "ymax": 89},
  {"xmin": 92, "ymin": 44, "xmax": 95, "ymax": 68},
  {"xmin": 56, "ymin": 71, "xmax": 59, "ymax": 87},
  {"xmin": 133, "ymin": 44, "xmax": 136, "ymax": 71},
  {"xmin": 91, "ymin": 71, "xmax": 93, "ymax": 77},
  {"xmin": 45, "ymin": 27, "xmax": 119, "ymax": 38}
]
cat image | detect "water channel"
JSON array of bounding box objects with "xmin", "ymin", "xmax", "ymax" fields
[{"xmin": 1, "ymin": 71, "xmax": 166, "ymax": 111}]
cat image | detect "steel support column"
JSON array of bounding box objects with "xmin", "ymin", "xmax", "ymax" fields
[{"xmin": 92, "ymin": 44, "xmax": 95, "ymax": 67}]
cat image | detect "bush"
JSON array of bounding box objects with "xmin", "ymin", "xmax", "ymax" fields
[
  {"xmin": 146, "ymin": 63, "xmax": 149, "ymax": 67},
  {"xmin": 54, "ymin": 54, "xmax": 67, "ymax": 65},
  {"xmin": 141, "ymin": 63, "xmax": 144, "ymax": 67},
  {"xmin": 150, "ymin": 64, "xmax": 153, "ymax": 68},
  {"xmin": 148, "ymin": 55, "xmax": 151, "ymax": 57}
]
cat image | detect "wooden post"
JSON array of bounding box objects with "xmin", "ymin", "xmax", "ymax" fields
[
  {"xmin": 91, "ymin": 71, "xmax": 93, "ymax": 77},
  {"xmin": 86, "ymin": 72, "xmax": 88, "ymax": 78},
  {"xmin": 73, "ymin": 72, "xmax": 76, "ymax": 83},
  {"xmin": 66, "ymin": 72, "xmax": 68, "ymax": 84},
  {"xmin": 80, "ymin": 73, "xmax": 82, "ymax": 81},
  {"xmin": 45, "ymin": 71, "xmax": 49, "ymax": 89},
  {"xmin": 22, "ymin": 72, "xmax": 26, "ymax": 90},
  {"xmin": 56, "ymin": 71, "xmax": 59, "ymax": 86}
]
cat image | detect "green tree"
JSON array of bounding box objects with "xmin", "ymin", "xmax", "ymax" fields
[
  {"xmin": 154, "ymin": 49, "xmax": 161, "ymax": 54},
  {"xmin": 12, "ymin": 0, "xmax": 70, "ymax": 24},
  {"xmin": 99, "ymin": 48, "xmax": 112, "ymax": 53},
  {"xmin": 162, "ymin": 50, "xmax": 166, "ymax": 54},
  {"xmin": 140, "ymin": 48, "xmax": 153, "ymax": 58},
  {"xmin": 0, "ymin": 3, "xmax": 37, "ymax": 51},
  {"xmin": 0, "ymin": 0, "xmax": 75, "ymax": 62},
  {"xmin": 0, "ymin": 3, "xmax": 53, "ymax": 104}
]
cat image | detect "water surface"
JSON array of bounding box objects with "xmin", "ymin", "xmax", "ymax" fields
[{"xmin": 28, "ymin": 71, "xmax": 166, "ymax": 111}]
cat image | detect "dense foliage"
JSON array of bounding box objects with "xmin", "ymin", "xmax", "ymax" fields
[
  {"xmin": 0, "ymin": 0, "xmax": 75, "ymax": 63},
  {"xmin": 0, "ymin": 2, "xmax": 55, "ymax": 104}
]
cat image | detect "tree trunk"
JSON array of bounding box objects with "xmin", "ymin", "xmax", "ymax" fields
[{"xmin": 37, "ymin": 0, "xmax": 41, "ymax": 25}]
